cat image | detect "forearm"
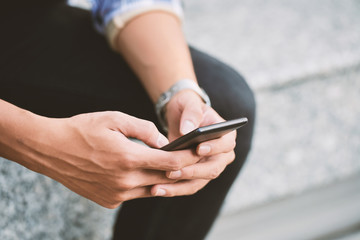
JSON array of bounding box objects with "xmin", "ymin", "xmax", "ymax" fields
[
  {"xmin": 0, "ymin": 99, "xmax": 48, "ymax": 171},
  {"xmin": 113, "ymin": 11, "xmax": 197, "ymax": 102}
]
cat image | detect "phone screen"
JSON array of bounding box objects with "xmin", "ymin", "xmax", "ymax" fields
[{"xmin": 161, "ymin": 117, "xmax": 248, "ymax": 151}]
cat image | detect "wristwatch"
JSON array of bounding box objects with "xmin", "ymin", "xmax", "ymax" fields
[{"xmin": 155, "ymin": 79, "xmax": 211, "ymax": 131}]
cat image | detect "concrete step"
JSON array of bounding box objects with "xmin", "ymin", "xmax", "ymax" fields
[
  {"xmin": 183, "ymin": 0, "xmax": 360, "ymax": 214},
  {"xmin": 183, "ymin": 0, "xmax": 360, "ymax": 90},
  {"xmin": 207, "ymin": 173, "xmax": 360, "ymax": 240}
]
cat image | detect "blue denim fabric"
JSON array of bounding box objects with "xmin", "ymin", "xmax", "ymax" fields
[{"xmin": 91, "ymin": 0, "xmax": 183, "ymax": 33}]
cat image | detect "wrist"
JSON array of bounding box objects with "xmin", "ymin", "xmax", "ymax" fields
[
  {"xmin": 155, "ymin": 79, "xmax": 211, "ymax": 131},
  {"xmin": 0, "ymin": 101, "xmax": 55, "ymax": 173}
]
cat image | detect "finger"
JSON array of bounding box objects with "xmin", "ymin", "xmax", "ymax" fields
[
  {"xmin": 75, "ymin": 177, "xmax": 155, "ymax": 207},
  {"xmin": 60, "ymin": 177, "xmax": 120, "ymax": 209},
  {"xmin": 137, "ymin": 170, "xmax": 178, "ymax": 187},
  {"xmin": 112, "ymin": 113, "xmax": 169, "ymax": 148},
  {"xmin": 199, "ymin": 105, "xmax": 223, "ymax": 126},
  {"xmin": 127, "ymin": 142, "xmax": 201, "ymax": 171},
  {"xmin": 113, "ymin": 169, "xmax": 177, "ymax": 190},
  {"xmin": 179, "ymin": 91, "xmax": 204, "ymax": 135},
  {"xmin": 151, "ymin": 179, "xmax": 209, "ymax": 197},
  {"xmin": 196, "ymin": 131, "xmax": 236, "ymax": 156},
  {"xmin": 166, "ymin": 152, "xmax": 235, "ymax": 180},
  {"xmin": 137, "ymin": 169, "xmax": 177, "ymax": 187},
  {"xmin": 114, "ymin": 186, "xmax": 153, "ymax": 203}
]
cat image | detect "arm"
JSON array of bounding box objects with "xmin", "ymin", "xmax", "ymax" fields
[
  {"xmin": 114, "ymin": 12, "xmax": 205, "ymax": 135},
  {"xmin": 0, "ymin": 99, "xmax": 201, "ymax": 208},
  {"xmin": 114, "ymin": 12, "xmax": 195, "ymax": 102},
  {"xmin": 0, "ymin": 99, "xmax": 44, "ymax": 171},
  {"xmin": 110, "ymin": 12, "xmax": 237, "ymax": 196}
]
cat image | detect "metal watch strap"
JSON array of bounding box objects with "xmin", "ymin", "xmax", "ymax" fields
[{"xmin": 155, "ymin": 79, "xmax": 211, "ymax": 131}]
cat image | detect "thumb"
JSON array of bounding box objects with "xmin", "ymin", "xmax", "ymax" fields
[{"xmin": 179, "ymin": 96, "xmax": 204, "ymax": 135}]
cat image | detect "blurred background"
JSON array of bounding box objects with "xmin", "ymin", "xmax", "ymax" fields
[
  {"xmin": 0, "ymin": 0, "xmax": 359, "ymax": 239},
  {"xmin": 181, "ymin": 1, "xmax": 360, "ymax": 239}
]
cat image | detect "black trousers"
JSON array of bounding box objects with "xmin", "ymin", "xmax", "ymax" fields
[{"xmin": 0, "ymin": 2, "xmax": 256, "ymax": 240}]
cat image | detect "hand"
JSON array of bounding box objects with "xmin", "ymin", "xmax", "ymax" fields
[
  {"xmin": 151, "ymin": 90, "xmax": 237, "ymax": 197},
  {"xmin": 22, "ymin": 111, "xmax": 203, "ymax": 208}
]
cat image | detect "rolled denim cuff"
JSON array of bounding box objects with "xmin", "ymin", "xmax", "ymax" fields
[{"xmin": 105, "ymin": 5, "xmax": 183, "ymax": 50}]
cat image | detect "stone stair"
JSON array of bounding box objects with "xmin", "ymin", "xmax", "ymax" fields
[{"xmin": 181, "ymin": 0, "xmax": 360, "ymax": 239}]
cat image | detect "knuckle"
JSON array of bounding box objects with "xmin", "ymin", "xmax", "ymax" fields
[
  {"xmin": 194, "ymin": 109, "xmax": 204, "ymax": 120},
  {"xmin": 168, "ymin": 157, "xmax": 182, "ymax": 171},
  {"xmin": 116, "ymin": 178, "xmax": 137, "ymax": 191},
  {"xmin": 187, "ymin": 106, "xmax": 203, "ymax": 118},
  {"xmin": 188, "ymin": 186, "xmax": 201, "ymax": 196},
  {"xmin": 120, "ymin": 153, "xmax": 137, "ymax": 170},
  {"xmin": 192, "ymin": 188, "xmax": 201, "ymax": 195},
  {"xmin": 187, "ymin": 168, "xmax": 196, "ymax": 179},
  {"xmin": 231, "ymin": 140, "xmax": 237, "ymax": 150},
  {"xmin": 184, "ymin": 182, "xmax": 203, "ymax": 196},
  {"xmin": 102, "ymin": 199, "xmax": 122, "ymax": 209},
  {"xmin": 107, "ymin": 202, "xmax": 122, "ymax": 209},
  {"xmin": 176, "ymin": 91, "xmax": 188, "ymax": 105},
  {"xmin": 166, "ymin": 191, "xmax": 176, "ymax": 197},
  {"xmin": 194, "ymin": 180, "xmax": 208, "ymax": 193},
  {"xmin": 140, "ymin": 121, "xmax": 159, "ymax": 140},
  {"xmin": 144, "ymin": 121, "xmax": 157, "ymax": 133},
  {"xmin": 106, "ymin": 111, "xmax": 121, "ymax": 123},
  {"xmin": 122, "ymin": 159, "xmax": 135, "ymax": 170},
  {"xmin": 102, "ymin": 203, "xmax": 113, "ymax": 209},
  {"xmin": 209, "ymin": 167, "xmax": 221, "ymax": 179},
  {"xmin": 114, "ymin": 192, "xmax": 127, "ymax": 203},
  {"xmin": 229, "ymin": 151, "xmax": 236, "ymax": 162}
]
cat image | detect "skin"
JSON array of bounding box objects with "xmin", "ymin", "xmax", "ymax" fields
[{"xmin": 0, "ymin": 12, "xmax": 236, "ymax": 209}]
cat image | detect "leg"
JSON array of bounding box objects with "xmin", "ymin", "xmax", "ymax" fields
[
  {"xmin": 0, "ymin": 3, "xmax": 156, "ymax": 122},
  {"xmin": 1, "ymin": 3, "xmax": 255, "ymax": 239},
  {"xmin": 113, "ymin": 48, "xmax": 256, "ymax": 240}
]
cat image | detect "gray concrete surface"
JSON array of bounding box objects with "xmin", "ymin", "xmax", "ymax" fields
[
  {"xmin": 183, "ymin": 0, "xmax": 360, "ymax": 90},
  {"xmin": 335, "ymin": 232, "xmax": 360, "ymax": 240},
  {"xmin": 1, "ymin": 0, "xmax": 359, "ymax": 239},
  {"xmin": 0, "ymin": 159, "xmax": 116, "ymax": 239},
  {"xmin": 182, "ymin": 0, "xmax": 360, "ymax": 215},
  {"xmin": 207, "ymin": 174, "xmax": 360, "ymax": 240},
  {"xmin": 219, "ymin": 64, "xmax": 360, "ymax": 214},
  {"xmin": 182, "ymin": 1, "xmax": 360, "ymax": 239}
]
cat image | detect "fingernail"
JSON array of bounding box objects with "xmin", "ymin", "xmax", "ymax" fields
[
  {"xmin": 169, "ymin": 170, "xmax": 182, "ymax": 179},
  {"xmin": 181, "ymin": 120, "xmax": 195, "ymax": 135},
  {"xmin": 155, "ymin": 188, "xmax": 166, "ymax": 196},
  {"xmin": 157, "ymin": 133, "xmax": 169, "ymax": 147},
  {"xmin": 198, "ymin": 145, "xmax": 211, "ymax": 155}
]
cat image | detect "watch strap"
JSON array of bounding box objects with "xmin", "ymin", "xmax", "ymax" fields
[{"xmin": 155, "ymin": 79, "xmax": 211, "ymax": 131}]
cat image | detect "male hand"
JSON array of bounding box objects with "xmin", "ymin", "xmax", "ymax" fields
[
  {"xmin": 151, "ymin": 90, "xmax": 237, "ymax": 196},
  {"xmin": 21, "ymin": 111, "xmax": 204, "ymax": 208}
]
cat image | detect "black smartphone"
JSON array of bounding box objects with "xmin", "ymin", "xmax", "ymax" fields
[{"xmin": 161, "ymin": 117, "xmax": 248, "ymax": 151}]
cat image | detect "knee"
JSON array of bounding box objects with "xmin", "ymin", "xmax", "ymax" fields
[
  {"xmin": 215, "ymin": 70, "xmax": 256, "ymax": 168},
  {"xmin": 201, "ymin": 59, "xmax": 256, "ymax": 124},
  {"xmin": 217, "ymin": 70, "xmax": 256, "ymax": 124},
  {"xmin": 191, "ymin": 47, "xmax": 256, "ymax": 142},
  {"xmin": 191, "ymin": 48, "xmax": 256, "ymax": 176},
  {"xmin": 214, "ymin": 67, "xmax": 256, "ymax": 150},
  {"xmin": 206, "ymin": 61, "xmax": 256, "ymax": 149}
]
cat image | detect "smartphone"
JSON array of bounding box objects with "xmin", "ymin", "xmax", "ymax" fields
[{"xmin": 161, "ymin": 117, "xmax": 248, "ymax": 151}]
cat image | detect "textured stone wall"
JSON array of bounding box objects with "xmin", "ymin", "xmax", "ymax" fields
[{"xmin": 0, "ymin": 158, "xmax": 116, "ymax": 240}]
